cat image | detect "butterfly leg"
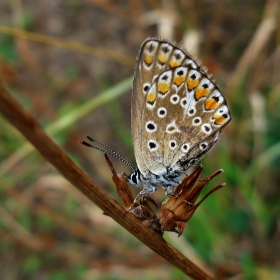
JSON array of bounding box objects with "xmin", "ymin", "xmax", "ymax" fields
[
  {"xmin": 135, "ymin": 185, "xmax": 157, "ymax": 201},
  {"xmin": 165, "ymin": 186, "xmax": 174, "ymax": 196},
  {"xmin": 126, "ymin": 186, "xmax": 157, "ymax": 211}
]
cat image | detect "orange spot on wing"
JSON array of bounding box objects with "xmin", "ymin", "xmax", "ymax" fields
[
  {"xmin": 158, "ymin": 53, "xmax": 169, "ymax": 64},
  {"xmin": 158, "ymin": 82, "xmax": 170, "ymax": 93},
  {"xmin": 205, "ymin": 99, "xmax": 219, "ymax": 110},
  {"xmin": 214, "ymin": 116, "xmax": 227, "ymax": 125},
  {"xmin": 169, "ymin": 58, "xmax": 181, "ymax": 68},
  {"xmin": 187, "ymin": 78, "xmax": 199, "ymax": 90},
  {"xmin": 147, "ymin": 92, "xmax": 156, "ymax": 103},
  {"xmin": 195, "ymin": 88, "xmax": 210, "ymax": 99},
  {"xmin": 144, "ymin": 54, "xmax": 154, "ymax": 65},
  {"xmin": 174, "ymin": 76, "xmax": 185, "ymax": 86}
]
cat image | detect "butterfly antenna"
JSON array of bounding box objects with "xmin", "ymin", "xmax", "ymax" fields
[{"xmin": 80, "ymin": 135, "xmax": 136, "ymax": 171}]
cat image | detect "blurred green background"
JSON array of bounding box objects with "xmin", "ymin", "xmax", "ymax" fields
[{"xmin": 0, "ymin": 0, "xmax": 279, "ymax": 279}]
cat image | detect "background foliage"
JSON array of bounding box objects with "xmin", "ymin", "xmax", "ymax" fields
[{"xmin": 0, "ymin": 0, "xmax": 279, "ymax": 279}]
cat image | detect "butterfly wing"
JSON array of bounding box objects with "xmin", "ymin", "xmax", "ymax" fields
[
  {"xmin": 133, "ymin": 40, "xmax": 231, "ymax": 176},
  {"xmin": 141, "ymin": 65, "xmax": 231, "ymax": 175},
  {"xmin": 132, "ymin": 38, "xmax": 199, "ymax": 176}
]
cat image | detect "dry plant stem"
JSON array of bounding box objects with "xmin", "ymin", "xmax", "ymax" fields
[
  {"xmin": 104, "ymin": 153, "xmax": 134, "ymax": 209},
  {"xmin": 0, "ymin": 84, "xmax": 214, "ymax": 280}
]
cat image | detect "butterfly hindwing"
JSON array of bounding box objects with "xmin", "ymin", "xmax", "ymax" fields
[{"xmin": 136, "ymin": 41, "xmax": 231, "ymax": 176}]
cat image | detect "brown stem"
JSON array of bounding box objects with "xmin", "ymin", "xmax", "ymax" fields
[{"xmin": 0, "ymin": 83, "xmax": 214, "ymax": 280}]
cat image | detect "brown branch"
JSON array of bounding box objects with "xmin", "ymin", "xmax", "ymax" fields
[{"xmin": 0, "ymin": 83, "xmax": 214, "ymax": 280}]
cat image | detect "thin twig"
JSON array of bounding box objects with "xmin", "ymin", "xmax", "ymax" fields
[{"xmin": 0, "ymin": 83, "xmax": 214, "ymax": 280}]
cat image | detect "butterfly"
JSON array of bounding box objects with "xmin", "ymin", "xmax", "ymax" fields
[{"xmin": 82, "ymin": 38, "xmax": 231, "ymax": 200}]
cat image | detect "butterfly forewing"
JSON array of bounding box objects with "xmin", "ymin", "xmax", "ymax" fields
[
  {"xmin": 132, "ymin": 38, "xmax": 231, "ymax": 177},
  {"xmin": 132, "ymin": 38, "xmax": 200, "ymax": 176}
]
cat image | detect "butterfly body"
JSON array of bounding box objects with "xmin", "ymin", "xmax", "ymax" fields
[
  {"xmin": 125, "ymin": 164, "xmax": 181, "ymax": 195},
  {"xmin": 125, "ymin": 38, "xmax": 231, "ymax": 196}
]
